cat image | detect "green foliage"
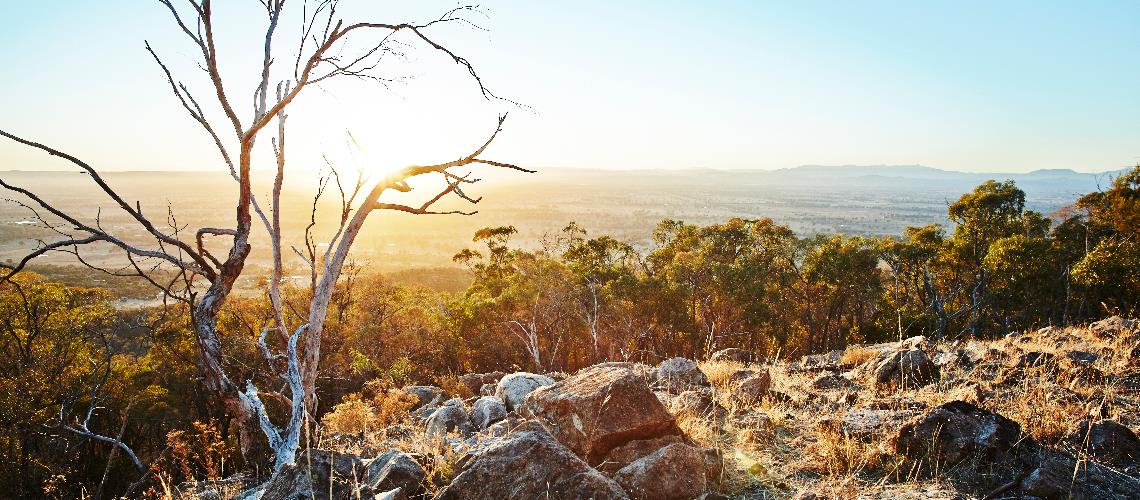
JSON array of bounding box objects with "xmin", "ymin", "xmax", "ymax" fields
[{"xmin": 2, "ymin": 171, "xmax": 1138, "ymax": 496}]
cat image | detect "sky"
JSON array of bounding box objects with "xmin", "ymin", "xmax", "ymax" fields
[{"xmin": 1, "ymin": 1, "xmax": 1137, "ymax": 174}]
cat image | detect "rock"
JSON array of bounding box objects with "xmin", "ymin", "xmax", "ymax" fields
[
  {"xmin": 458, "ymin": 374, "xmax": 485, "ymax": 397},
  {"xmin": 933, "ymin": 351, "xmax": 961, "ymax": 368},
  {"xmin": 366, "ymin": 451, "xmax": 425, "ymax": 496},
  {"xmin": 1013, "ymin": 351, "xmax": 1056, "ymax": 369},
  {"xmin": 482, "ymin": 413, "xmax": 527, "ymax": 439},
  {"xmin": 655, "ymin": 357, "xmax": 711, "ymax": 393},
  {"xmin": 442, "ymin": 397, "xmax": 465, "ymax": 407},
  {"xmin": 1020, "ymin": 450, "xmax": 1140, "ymax": 499},
  {"xmin": 592, "ymin": 361, "xmax": 656, "ymax": 379},
  {"xmin": 520, "ymin": 364, "xmax": 681, "ymax": 464},
  {"xmin": 259, "ymin": 449, "xmax": 367, "ymax": 500},
  {"xmin": 732, "ymin": 370, "xmax": 771, "ymax": 404},
  {"xmin": 435, "ymin": 421, "xmax": 628, "ymax": 500},
  {"xmin": 834, "ymin": 408, "xmax": 919, "ymax": 442},
  {"xmin": 894, "ymin": 401, "xmax": 1026, "ymax": 466},
  {"xmin": 468, "ymin": 396, "xmax": 507, "ymax": 430},
  {"xmin": 1090, "ymin": 315, "xmax": 1137, "ymax": 339},
  {"xmin": 874, "ymin": 348, "xmax": 938, "ymax": 389},
  {"xmin": 945, "ymin": 383, "xmax": 987, "ymax": 405},
  {"xmin": 233, "ymin": 484, "xmax": 267, "ymax": 500},
  {"xmin": 401, "ymin": 385, "xmax": 442, "ymax": 410},
  {"xmin": 413, "ymin": 403, "xmax": 439, "ymax": 422},
  {"xmin": 669, "ymin": 390, "xmax": 727, "ymax": 419},
  {"xmin": 1065, "ymin": 419, "xmax": 1140, "ymax": 466},
  {"xmin": 900, "ymin": 335, "xmax": 929, "ymax": 349},
  {"xmin": 495, "ymin": 372, "xmax": 556, "ymax": 411},
  {"xmin": 791, "ymin": 350, "xmax": 844, "ymax": 372},
  {"xmin": 709, "ymin": 348, "xmax": 757, "ymax": 363},
  {"xmin": 961, "ymin": 342, "xmax": 1003, "ymax": 368},
  {"xmin": 479, "ymin": 383, "xmax": 496, "ymax": 396},
  {"xmin": 598, "ymin": 434, "xmax": 686, "ymax": 474},
  {"xmin": 811, "ymin": 372, "xmax": 855, "ymax": 390},
  {"xmin": 425, "ymin": 403, "xmax": 474, "ymax": 439},
  {"xmin": 727, "ymin": 369, "xmax": 756, "ymax": 386},
  {"xmin": 1066, "ymin": 350, "xmax": 1099, "ymax": 365},
  {"xmin": 374, "ymin": 488, "xmax": 404, "ymax": 500},
  {"xmin": 613, "ymin": 443, "xmax": 720, "ymax": 500}
]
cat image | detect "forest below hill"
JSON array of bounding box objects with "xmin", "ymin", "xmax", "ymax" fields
[{"xmin": 0, "ymin": 165, "xmax": 1122, "ymax": 280}]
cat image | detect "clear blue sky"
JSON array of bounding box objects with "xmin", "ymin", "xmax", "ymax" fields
[{"xmin": 1, "ymin": 1, "xmax": 1137, "ymax": 173}]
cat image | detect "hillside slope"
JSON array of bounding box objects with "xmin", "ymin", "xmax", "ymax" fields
[{"xmin": 178, "ymin": 317, "xmax": 1140, "ymax": 499}]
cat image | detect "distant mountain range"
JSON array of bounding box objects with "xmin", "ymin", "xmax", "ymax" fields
[{"xmin": 773, "ymin": 164, "xmax": 1127, "ymax": 182}]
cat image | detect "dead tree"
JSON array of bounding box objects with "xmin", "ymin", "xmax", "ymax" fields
[
  {"xmin": 0, "ymin": 0, "xmax": 525, "ymax": 469},
  {"xmin": 58, "ymin": 351, "xmax": 145, "ymax": 499}
]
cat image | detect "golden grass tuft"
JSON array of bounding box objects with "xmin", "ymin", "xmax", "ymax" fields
[
  {"xmin": 840, "ymin": 345, "xmax": 880, "ymax": 368},
  {"xmin": 699, "ymin": 359, "xmax": 747, "ymax": 390},
  {"xmin": 796, "ymin": 429, "xmax": 895, "ymax": 480}
]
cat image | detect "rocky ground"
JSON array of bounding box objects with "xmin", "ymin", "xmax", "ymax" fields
[{"xmin": 179, "ymin": 317, "xmax": 1140, "ymax": 499}]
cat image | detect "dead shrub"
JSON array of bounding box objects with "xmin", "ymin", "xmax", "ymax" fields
[
  {"xmin": 322, "ymin": 383, "xmax": 419, "ymax": 435},
  {"xmin": 165, "ymin": 420, "xmax": 231, "ymax": 482},
  {"xmin": 322, "ymin": 395, "xmax": 380, "ymax": 435}
]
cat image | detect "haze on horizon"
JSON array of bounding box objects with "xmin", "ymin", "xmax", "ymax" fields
[{"xmin": 2, "ymin": 1, "xmax": 1138, "ymax": 174}]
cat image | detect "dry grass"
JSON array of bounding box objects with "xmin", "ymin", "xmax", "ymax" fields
[
  {"xmin": 795, "ymin": 428, "xmax": 896, "ymax": 481},
  {"xmin": 840, "ymin": 345, "xmax": 880, "ymax": 368},
  {"xmin": 160, "ymin": 320, "xmax": 1138, "ymax": 500},
  {"xmin": 699, "ymin": 359, "xmax": 747, "ymax": 390},
  {"xmin": 693, "ymin": 322, "xmax": 1140, "ymax": 498}
]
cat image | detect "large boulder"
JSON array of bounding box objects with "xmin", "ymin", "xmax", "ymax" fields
[
  {"xmin": 669, "ymin": 390, "xmax": 727, "ymax": 420},
  {"xmin": 520, "ymin": 364, "xmax": 682, "ymax": 464},
  {"xmin": 458, "ymin": 371, "xmax": 506, "ymax": 397},
  {"xmin": 829, "ymin": 408, "xmax": 919, "ymax": 442},
  {"xmin": 894, "ymin": 401, "xmax": 1025, "ymax": 466},
  {"xmin": 457, "ymin": 373, "xmax": 485, "ymax": 397},
  {"xmin": 1065, "ymin": 419, "xmax": 1140, "ymax": 467},
  {"xmin": 811, "ymin": 372, "xmax": 855, "ymax": 390},
  {"xmin": 425, "ymin": 403, "xmax": 475, "ymax": 439},
  {"xmin": 655, "ymin": 357, "xmax": 711, "ymax": 393},
  {"xmin": 727, "ymin": 368, "xmax": 756, "ymax": 386},
  {"xmin": 731, "ymin": 370, "xmax": 771, "ymax": 404},
  {"xmin": 874, "ymin": 348, "xmax": 938, "ymax": 389},
  {"xmin": 1089, "ymin": 315, "xmax": 1137, "ymax": 339},
  {"xmin": 1020, "ymin": 450, "xmax": 1140, "ymax": 499},
  {"xmin": 401, "ymin": 385, "xmax": 442, "ymax": 410},
  {"xmin": 598, "ymin": 434, "xmax": 686, "ymax": 474},
  {"xmin": 790, "ymin": 350, "xmax": 844, "ymax": 372},
  {"xmin": 613, "ymin": 443, "xmax": 721, "ymax": 500},
  {"xmin": 365, "ymin": 451, "xmax": 425, "ymax": 497},
  {"xmin": 709, "ymin": 348, "xmax": 757, "ymax": 363},
  {"xmin": 469, "ymin": 395, "xmax": 508, "ymax": 430},
  {"xmin": 495, "ymin": 372, "xmax": 556, "ymax": 411},
  {"xmin": 258, "ymin": 450, "xmax": 367, "ymax": 499},
  {"xmin": 435, "ymin": 421, "xmax": 628, "ymax": 500}
]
